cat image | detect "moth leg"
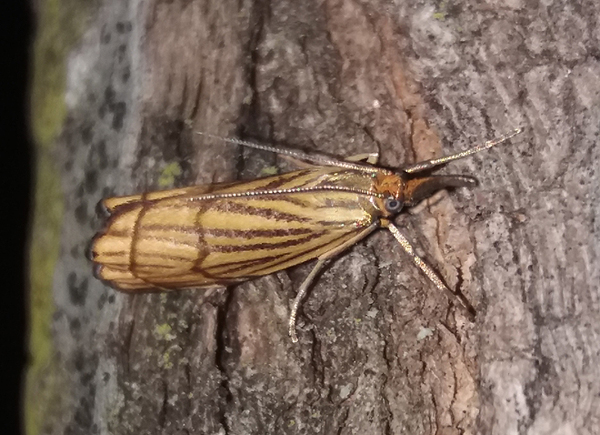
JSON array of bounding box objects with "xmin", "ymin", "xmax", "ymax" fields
[
  {"xmin": 345, "ymin": 152, "xmax": 379, "ymax": 165},
  {"xmin": 288, "ymin": 258, "xmax": 327, "ymax": 343},
  {"xmin": 288, "ymin": 222, "xmax": 380, "ymax": 343},
  {"xmin": 387, "ymin": 223, "xmax": 475, "ymax": 319}
]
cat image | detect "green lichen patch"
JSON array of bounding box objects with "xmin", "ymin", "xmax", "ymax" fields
[
  {"xmin": 158, "ymin": 162, "xmax": 183, "ymax": 188},
  {"xmin": 25, "ymin": 0, "xmax": 94, "ymax": 434}
]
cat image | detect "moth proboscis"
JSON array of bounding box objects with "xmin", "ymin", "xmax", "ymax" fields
[{"xmin": 90, "ymin": 127, "xmax": 522, "ymax": 342}]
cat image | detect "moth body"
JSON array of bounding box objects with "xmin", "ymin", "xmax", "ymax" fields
[
  {"xmin": 91, "ymin": 167, "xmax": 408, "ymax": 290},
  {"xmin": 89, "ymin": 128, "xmax": 522, "ymax": 341}
]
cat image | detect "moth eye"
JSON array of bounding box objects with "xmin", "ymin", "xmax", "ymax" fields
[{"xmin": 384, "ymin": 197, "xmax": 403, "ymax": 213}]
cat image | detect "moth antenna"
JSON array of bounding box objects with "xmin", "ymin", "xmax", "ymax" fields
[
  {"xmin": 403, "ymin": 128, "xmax": 522, "ymax": 174},
  {"xmin": 194, "ymin": 131, "xmax": 382, "ymax": 174}
]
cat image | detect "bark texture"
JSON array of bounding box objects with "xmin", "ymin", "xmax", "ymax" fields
[{"xmin": 29, "ymin": 0, "xmax": 599, "ymax": 434}]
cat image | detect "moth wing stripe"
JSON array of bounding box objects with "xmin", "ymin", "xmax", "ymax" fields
[
  {"xmin": 128, "ymin": 196, "xmax": 155, "ymax": 287},
  {"xmin": 205, "ymin": 232, "xmax": 324, "ymax": 253},
  {"xmin": 243, "ymin": 229, "xmax": 365, "ymax": 276},
  {"xmin": 136, "ymin": 224, "xmax": 316, "ymax": 238},
  {"xmin": 129, "ymin": 195, "xmax": 201, "ymax": 286},
  {"xmin": 203, "ymin": 227, "xmax": 365, "ymax": 278}
]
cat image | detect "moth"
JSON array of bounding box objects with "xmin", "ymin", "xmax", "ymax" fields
[{"xmin": 90, "ymin": 128, "xmax": 521, "ymax": 342}]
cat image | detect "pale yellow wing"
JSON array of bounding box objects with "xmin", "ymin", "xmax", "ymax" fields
[{"xmin": 91, "ymin": 168, "xmax": 380, "ymax": 291}]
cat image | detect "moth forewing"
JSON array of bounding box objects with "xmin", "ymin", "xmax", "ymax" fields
[
  {"xmin": 90, "ymin": 128, "xmax": 522, "ymax": 340},
  {"xmin": 91, "ymin": 167, "xmax": 387, "ymax": 289}
]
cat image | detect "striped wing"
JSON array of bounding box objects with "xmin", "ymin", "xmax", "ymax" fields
[{"xmin": 91, "ymin": 168, "xmax": 379, "ymax": 291}]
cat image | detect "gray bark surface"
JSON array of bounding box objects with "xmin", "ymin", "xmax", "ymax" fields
[{"xmin": 36, "ymin": 0, "xmax": 599, "ymax": 434}]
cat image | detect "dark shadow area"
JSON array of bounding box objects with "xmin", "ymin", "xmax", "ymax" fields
[{"xmin": 4, "ymin": 3, "xmax": 33, "ymax": 435}]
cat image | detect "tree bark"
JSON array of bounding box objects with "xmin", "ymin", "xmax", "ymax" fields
[{"xmin": 28, "ymin": 0, "xmax": 599, "ymax": 434}]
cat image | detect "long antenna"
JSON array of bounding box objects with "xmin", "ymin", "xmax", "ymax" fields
[
  {"xmin": 403, "ymin": 128, "xmax": 522, "ymax": 174},
  {"xmin": 194, "ymin": 131, "xmax": 382, "ymax": 173}
]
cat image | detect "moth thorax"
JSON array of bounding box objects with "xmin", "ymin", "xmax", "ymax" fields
[{"xmin": 373, "ymin": 172, "xmax": 405, "ymax": 200}]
